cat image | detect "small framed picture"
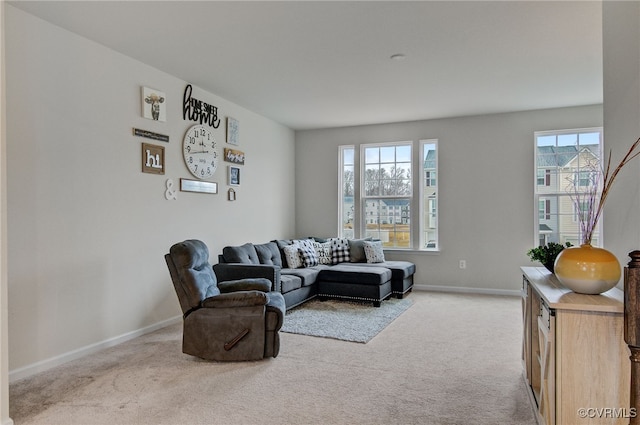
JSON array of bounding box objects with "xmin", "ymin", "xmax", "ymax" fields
[
  {"xmin": 227, "ymin": 117, "xmax": 239, "ymax": 145},
  {"xmin": 141, "ymin": 87, "xmax": 166, "ymax": 122},
  {"xmin": 228, "ymin": 188, "xmax": 236, "ymax": 201},
  {"xmin": 228, "ymin": 166, "xmax": 240, "ymax": 186}
]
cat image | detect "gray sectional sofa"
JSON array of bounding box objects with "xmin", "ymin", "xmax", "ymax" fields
[{"xmin": 213, "ymin": 238, "xmax": 415, "ymax": 310}]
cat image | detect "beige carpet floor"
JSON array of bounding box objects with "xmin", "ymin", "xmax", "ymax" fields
[{"xmin": 9, "ymin": 291, "xmax": 537, "ymax": 425}]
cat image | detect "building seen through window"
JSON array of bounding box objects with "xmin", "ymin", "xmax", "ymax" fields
[
  {"xmin": 534, "ymin": 129, "xmax": 603, "ymax": 247},
  {"xmin": 339, "ymin": 140, "xmax": 438, "ymax": 250}
]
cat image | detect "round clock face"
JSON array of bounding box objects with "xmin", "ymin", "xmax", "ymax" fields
[{"xmin": 182, "ymin": 124, "xmax": 219, "ymax": 179}]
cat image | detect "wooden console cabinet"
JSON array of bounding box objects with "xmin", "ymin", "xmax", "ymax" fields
[{"xmin": 521, "ymin": 267, "xmax": 630, "ymax": 425}]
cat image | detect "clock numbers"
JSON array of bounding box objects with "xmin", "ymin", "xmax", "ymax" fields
[{"xmin": 183, "ymin": 124, "xmax": 218, "ymax": 179}]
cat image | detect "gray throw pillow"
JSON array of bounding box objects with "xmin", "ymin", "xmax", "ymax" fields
[
  {"xmin": 348, "ymin": 237, "xmax": 372, "ymax": 263},
  {"xmin": 222, "ymin": 243, "xmax": 259, "ymax": 264},
  {"xmin": 254, "ymin": 242, "xmax": 283, "ymax": 267}
]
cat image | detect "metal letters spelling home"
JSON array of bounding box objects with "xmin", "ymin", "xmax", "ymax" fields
[{"xmin": 183, "ymin": 84, "xmax": 220, "ymax": 128}]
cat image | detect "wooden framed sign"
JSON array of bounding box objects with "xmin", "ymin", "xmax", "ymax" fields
[
  {"xmin": 141, "ymin": 143, "xmax": 165, "ymax": 175},
  {"xmin": 224, "ymin": 148, "xmax": 245, "ymax": 165}
]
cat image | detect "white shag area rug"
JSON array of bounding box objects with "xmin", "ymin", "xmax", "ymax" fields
[{"xmin": 281, "ymin": 297, "xmax": 413, "ymax": 343}]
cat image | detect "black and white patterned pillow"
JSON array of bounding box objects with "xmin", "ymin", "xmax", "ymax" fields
[
  {"xmin": 283, "ymin": 244, "xmax": 303, "ymax": 269},
  {"xmin": 297, "ymin": 239, "xmax": 315, "ymax": 249},
  {"xmin": 299, "ymin": 244, "xmax": 319, "ymax": 267},
  {"xmin": 313, "ymin": 241, "xmax": 332, "ymax": 265},
  {"xmin": 330, "ymin": 238, "xmax": 351, "ymax": 264},
  {"xmin": 363, "ymin": 240, "xmax": 385, "ymax": 263}
]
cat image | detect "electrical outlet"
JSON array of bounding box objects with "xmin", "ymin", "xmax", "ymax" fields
[{"xmin": 459, "ymin": 260, "xmax": 467, "ymax": 269}]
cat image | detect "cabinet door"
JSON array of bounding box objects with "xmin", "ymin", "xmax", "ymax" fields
[
  {"xmin": 530, "ymin": 290, "xmax": 543, "ymax": 403},
  {"xmin": 556, "ymin": 310, "xmax": 630, "ymax": 425},
  {"xmin": 522, "ymin": 280, "xmax": 532, "ymax": 384},
  {"xmin": 538, "ymin": 307, "xmax": 555, "ymax": 425}
]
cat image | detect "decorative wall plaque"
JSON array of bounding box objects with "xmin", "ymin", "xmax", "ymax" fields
[
  {"xmin": 133, "ymin": 128, "xmax": 169, "ymax": 143},
  {"xmin": 224, "ymin": 148, "xmax": 245, "ymax": 165},
  {"xmin": 141, "ymin": 143, "xmax": 165, "ymax": 175},
  {"xmin": 180, "ymin": 178, "xmax": 218, "ymax": 194},
  {"xmin": 182, "ymin": 84, "xmax": 220, "ymax": 128},
  {"xmin": 141, "ymin": 87, "xmax": 166, "ymax": 122},
  {"xmin": 227, "ymin": 117, "xmax": 239, "ymax": 145}
]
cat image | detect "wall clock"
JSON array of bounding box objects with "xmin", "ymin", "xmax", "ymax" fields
[{"xmin": 183, "ymin": 124, "xmax": 219, "ymax": 179}]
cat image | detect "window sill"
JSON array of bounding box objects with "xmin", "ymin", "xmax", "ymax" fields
[{"xmin": 382, "ymin": 248, "xmax": 440, "ymax": 255}]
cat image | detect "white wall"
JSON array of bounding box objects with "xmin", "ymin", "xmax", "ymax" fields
[
  {"xmin": 602, "ymin": 1, "xmax": 640, "ymax": 266},
  {"xmin": 6, "ymin": 0, "xmax": 636, "ymax": 387},
  {"xmin": 295, "ymin": 105, "xmax": 603, "ymax": 293},
  {"xmin": 5, "ymin": 6, "xmax": 295, "ymax": 377},
  {"xmin": 1, "ymin": 1, "xmax": 14, "ymax": 422}
]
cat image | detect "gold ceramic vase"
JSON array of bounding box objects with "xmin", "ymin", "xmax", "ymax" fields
[{"xmin": 553, "ymin": 243, "xmax": 621, "ymax": 295}]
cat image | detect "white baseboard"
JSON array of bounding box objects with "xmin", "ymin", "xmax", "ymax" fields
[
  {"xmin": 9, "ymin": 315, "xmax": 182, "ymax": 383},
  {"xmin": 9, "ymin": 286, "xmax": 518, "ymax": 382},
  {"xmin": 414, "ymin": 284, "xmax": 520, "ymax": 297}
]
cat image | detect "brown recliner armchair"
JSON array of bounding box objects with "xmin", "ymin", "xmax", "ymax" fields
[{"xmin": 165, "ymin": 239, "xmax": 285, "ymax": 361}]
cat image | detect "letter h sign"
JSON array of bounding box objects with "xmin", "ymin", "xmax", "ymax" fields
[{"xmin": 141, "ymin": 143, "xmax": 165, "ymax": 175}]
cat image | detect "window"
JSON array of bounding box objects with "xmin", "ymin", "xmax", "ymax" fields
[
  {"xmin": 537, "ymin": 169, "xmax": 551, "ymax": 186},
  {"xmin": 574, "ymin": 170, "xmax": 593, "ymax": 187},
  {"xmin": 538, "ymin": 199, "xmax": 551, "ymax": 220},
  {"xmin": 339, "ymin": 146, "xmax": 355, "ymax": 239},
  {"xmin": 422, "ymin": 141, "xmax": 438, "ymax": 249},
  {"xmin": 362, "ymin": 143, "xmax": 412, "ymax": 248},
  {"xmin": 425, "ymin": 170, "xmax": 436, "ymax": 187},
  {"xmin": 339, "ymin": 140, "xmax": 438, "ymax": 250},
  {"xmin": 534, "ymin": 128, "xmax": 603, "ymax": 247},
  {"xmin": 574, "ymin": 200, "xmax": 591, "ymax": 223}
]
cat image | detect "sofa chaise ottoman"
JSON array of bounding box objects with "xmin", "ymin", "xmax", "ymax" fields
[
  {"xmin": 214, "ymin": 238, "xmax": 416, "ymax": 310},
  {"xmin": 317, "ymin": 264, "xmax": 392, "ymax": 307}
]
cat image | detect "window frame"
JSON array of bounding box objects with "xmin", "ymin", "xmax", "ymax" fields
[
  {"xmin": 420, "ymin": 140, "xmax": 438, "ymax": 250},
  {"xmin": 533, "ymin": 127, "xmax": 604, "ymax": 247},
  {"xmin": 360, "ymin": 141, "xmax": 413, "ymax": 249},
  {"xmin": 338, "ymin": 145, "xmax": 357, "ymax": 240},
  {"xmin": 338, "ymin": 139, "xmax": 438, "ymax": 251}
]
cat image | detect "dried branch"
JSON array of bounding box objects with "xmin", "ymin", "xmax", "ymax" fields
[{"xmin": 570, "ymin": 137, "xmax": 640, "ymax": 245}]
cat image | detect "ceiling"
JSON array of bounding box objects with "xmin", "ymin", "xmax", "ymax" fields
[{"xmin": 8, "ymin": 1, "xmax": 603, "ymax": 130}]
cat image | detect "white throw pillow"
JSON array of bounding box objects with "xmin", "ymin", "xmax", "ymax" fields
[
  {"xmin": 283, "ymin": 243, "xmax": 303, "ymax": 268},
  {"xmin": 313, "ymin": 241, "xmax": 332, "ymax": 265},
  {"xmin": 363, "ymin": 240, "xmax": 385, "ymax": 263}
]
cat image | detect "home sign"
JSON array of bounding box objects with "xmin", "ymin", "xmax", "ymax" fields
[{"xmin": 183, "ymin": 84, "xmax": 220, "ymax": 129}]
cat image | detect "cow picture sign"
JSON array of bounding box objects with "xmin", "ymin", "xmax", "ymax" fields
[{"xmin": 141, "ymin": 87, "xmax": 166, "ymax": 122}]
